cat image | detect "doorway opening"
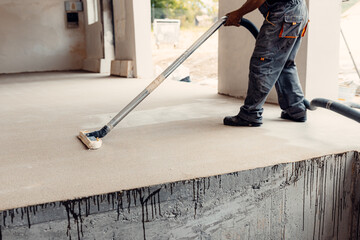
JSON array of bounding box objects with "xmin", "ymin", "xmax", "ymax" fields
[
  {"xmin": 338, "ymin": 0, "xmax": 360, "ymax": 103},
  {"xmin": 151, "ymin": 0, "xmax": 219, "ymax": 88}
]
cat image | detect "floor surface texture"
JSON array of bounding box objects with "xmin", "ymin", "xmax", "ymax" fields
[{"xmin": 0, "ymin": 72, "xmax": 359, "ymax": 211}]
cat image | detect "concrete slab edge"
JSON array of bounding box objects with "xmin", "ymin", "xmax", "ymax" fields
[{"xmin": 0, "ymin": 151, "xmax": 359, "ymax": 240}]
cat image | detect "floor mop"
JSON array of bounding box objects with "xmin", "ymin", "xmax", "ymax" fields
[{"xmin": 78, "ymin": 16, "xmax": 259, "ymax": 150}]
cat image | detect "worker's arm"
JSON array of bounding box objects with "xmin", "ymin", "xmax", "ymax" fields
[{"xmin": 224, "ymin": 0, "xmax": 266, "ymax": 27}]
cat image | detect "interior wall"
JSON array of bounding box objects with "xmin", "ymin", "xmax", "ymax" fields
[
  {"xmin": 0, "ymin": 0, "xmax": 86, "ymax": 74},
  {"xmin": 304, "ymin": 0, "xmax": 340, "ymax": 100},
  {"xmin": 100, "ymin": 0, "xmax": 116, "ymax": 73},
  {"xmin": 102, "ymin": 0, "xmax": 115, "ymax": 61},
  {"xmin": 83, "ymin": 0, "xmax": 103, "ymax": 60},
  {"xmin": 112, "ymin": 0, "xmax": 153, "ymax": 78},
  {"xmin": 218, "ymin": 1, "xmax": 269, "ymax": 100},
  {"xmin": 82, "ymin": 0, "xmax": 104, "ymax": 72},
  {"xmin": 132, "ymin": 0, "xmax": 153, "ymax": 78},
  {"xmin": 112, "ymin": 0, "xmax": 136, "ymax": 67}
]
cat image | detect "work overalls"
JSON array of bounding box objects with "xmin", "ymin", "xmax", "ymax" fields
[{"xmin": 238, "ymin": 0, "xmax": 309, "ymax": 124}]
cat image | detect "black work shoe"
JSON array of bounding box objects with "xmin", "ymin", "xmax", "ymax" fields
[
  {"xmin": 280, "ymin": 111, "xmax": 307, "ymax": 122},
  {"xmin": 223, "ymin": 115, "xmax": 262, "ymax": 127}
]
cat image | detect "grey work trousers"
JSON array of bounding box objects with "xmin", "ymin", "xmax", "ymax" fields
[{"xmin": 238, "ymin": 0, "xmax": 309, "ymax": 123}]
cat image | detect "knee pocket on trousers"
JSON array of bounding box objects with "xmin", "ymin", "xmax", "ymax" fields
[{"xmin": 250, "ymin": 54, "xmax": 274, "ymax": 74}]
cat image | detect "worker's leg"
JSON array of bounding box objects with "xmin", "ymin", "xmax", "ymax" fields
[
  {"xmin": 275, "ymin": 37, "xmax": 307, "ymax": 120},
  {"xmin": 225, "ymin": 0, "xmax": 308, "ymax": 125},
  {"xmin": 237, "ymin": 21, "xmax": 300, "ymax": 123}
]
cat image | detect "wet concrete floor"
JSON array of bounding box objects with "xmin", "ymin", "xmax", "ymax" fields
[{"xmin": 0, "ymin": 71, "xmax": 359, "ymax": 211}]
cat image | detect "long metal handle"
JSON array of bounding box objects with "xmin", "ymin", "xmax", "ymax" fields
[{"xmin": 106, "ymin": 16, "xmax": 228, "ymax": 130}]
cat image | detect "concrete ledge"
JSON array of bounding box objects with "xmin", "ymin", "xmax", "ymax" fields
[{"xmin": 1, "ymin": 152, "xmax": 359, "ymax": 239}]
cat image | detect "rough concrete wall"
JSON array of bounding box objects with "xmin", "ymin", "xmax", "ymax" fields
[
  {"xmin": 1, "ymin": 152, "xmax": 359, "ymax": 240},
  {"xmin": 0, "ymin": 0, "xmax": 86, "ymax": 74}
]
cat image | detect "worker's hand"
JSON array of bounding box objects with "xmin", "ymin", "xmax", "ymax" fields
[{"xmin": 224, "ymin": 9, "xmax": 243, "ymax": 27}]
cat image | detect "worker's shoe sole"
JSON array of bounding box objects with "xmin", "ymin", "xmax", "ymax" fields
[
  {"xmin": 223, "ymin": 115, "xmax": 262, "ymax": 127},
  {"xmin": 280, "ymin": 111, "xmax": 307, "ymax": 122}
]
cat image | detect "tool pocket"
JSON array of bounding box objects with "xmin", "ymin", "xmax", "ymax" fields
[{"xmin": 279, "ymin": 15, "xmax": 303, "ymax": 38}]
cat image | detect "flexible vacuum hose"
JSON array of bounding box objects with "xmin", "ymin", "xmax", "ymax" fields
[
  {"xmin": 304, "ymin": 98, "xmax": 360, "ymax": 123},
  {"xmin": 239, "ymin": 18, "xmax": 259, "ymax": 39}
]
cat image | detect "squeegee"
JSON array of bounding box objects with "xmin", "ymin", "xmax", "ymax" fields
[{"xmin": 78, "ymin": 16, "xmax": 259, "ymax": 149}]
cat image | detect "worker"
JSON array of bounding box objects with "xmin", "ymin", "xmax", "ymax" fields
[{"xmin": 223, "ymin": 0, "xmax": 309, "ymax": 127}]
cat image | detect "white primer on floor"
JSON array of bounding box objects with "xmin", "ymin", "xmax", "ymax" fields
[{"xmin": 0, "ymin": 72, "xmax": 359, "ymax": 211}]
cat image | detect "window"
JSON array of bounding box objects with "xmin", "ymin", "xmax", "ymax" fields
[{"xmin": 87, "ymin": 0, "xmax": 98, "ymax": 25}]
